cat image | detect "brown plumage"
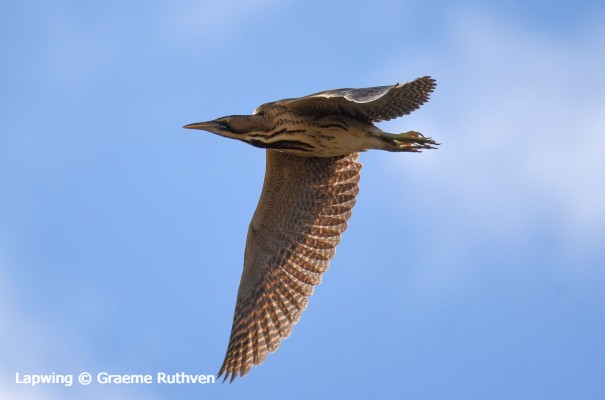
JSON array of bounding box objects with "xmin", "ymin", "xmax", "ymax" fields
[
  {"xmin": 261, "ymin": 76, "xmax": 436, "ymax": 123},
  {"xmin": 220, "ymin": 152, "xmax": 360, "ymax": 380},
  {"xmin": 184, "ymin": 76, "xmax": 438, "ymax": 381}
]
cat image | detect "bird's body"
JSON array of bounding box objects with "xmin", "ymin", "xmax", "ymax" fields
[
  {"xmin": 239, "ymin": 109, "xmax": 383, "ymax": 157},
  {"xmin": 184, "ymin": 76, "xmax": 438, "ymax": 382}
]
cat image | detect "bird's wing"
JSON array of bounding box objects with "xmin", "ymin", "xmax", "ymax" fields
[
  {"xmin": 275, "ymin": 76, "xmax": 436, "ymax": 123},
  {"xmin": 218, "ymin": 150, "xmax": 361, "ymax": 382}
]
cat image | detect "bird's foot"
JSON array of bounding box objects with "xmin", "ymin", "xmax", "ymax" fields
[{"xmin": 382, "ymin": 131, "xmax": 440, "ymax": 152}]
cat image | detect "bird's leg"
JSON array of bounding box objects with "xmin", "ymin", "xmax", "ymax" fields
[{"xmin": 379, "ymin": 130, "xmax": 439, "ymax": 152}]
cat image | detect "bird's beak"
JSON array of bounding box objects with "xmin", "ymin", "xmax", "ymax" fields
[{"xmin": 183, "ymin": 120, "xmax": 225, "ymax": 131}]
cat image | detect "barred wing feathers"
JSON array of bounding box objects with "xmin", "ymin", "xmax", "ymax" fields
[
  {"xmin": 277, "ymin": 76, "xmax": 436, "ymax": 123},
  {"xmin": 218, "ymin": 150, "xmax": 362, "ymax": 381}
]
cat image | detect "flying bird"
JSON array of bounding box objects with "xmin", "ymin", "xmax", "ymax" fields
[{"xmin": 184, "ymin": 76, "xmax": 438, "ymax": 382}]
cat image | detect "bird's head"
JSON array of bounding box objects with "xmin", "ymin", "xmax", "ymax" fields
[{"xmin": 183, "ymin": 115, "xmax": 258, "ymax": 140}]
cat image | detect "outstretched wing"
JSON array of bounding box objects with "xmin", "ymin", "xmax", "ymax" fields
[
  {"xmin": 274, "ymin": 76, "xmax": 436, "ymax": 123},
  {"xmin": 218, "ymin": 150, "xmax": 361, "ymax": 382}
]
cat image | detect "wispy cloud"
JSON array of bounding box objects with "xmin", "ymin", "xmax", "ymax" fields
[
  {"xmin": 165, "ymin": 0, "xmax": 284, "ymax": 46},
  {"xmin": 366, "ymin": 10, "xmax": 605, "ymax": 301},
  {"xmin": 382, "ymin": 10, "xmax": 605, "ymax": 248},
  {"xmin": 0, "ymin": 248, "xmax": 56, "ymax": 399},
  {"xmin": 0, "ymin": 244, "xmax": 154, "ymax": 400}
]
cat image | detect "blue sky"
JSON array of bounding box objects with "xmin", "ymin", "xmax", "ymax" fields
[{"xmin": 2, "ymin": 0, "xmax": 604, "ymax": 399}]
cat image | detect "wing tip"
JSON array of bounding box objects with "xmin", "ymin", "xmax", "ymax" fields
[
  {"xmin": 217, "ymin": 364, "xmax": 246, "ymax": 383},
  {"xmin": 419, "ymin": 75, "xmax": 437, "ymax": 91},
  {"xmin": 396, "ymin": 76, "xmax": 436, "ymax": 90}
]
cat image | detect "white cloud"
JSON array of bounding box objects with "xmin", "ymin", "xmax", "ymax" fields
[
  {"xmin": 0, "ymin": 247, "xmax": 54, "ymax": 399},
  {"xmin": 380, "ymin": 10, "xmax": 605, "ymax": 250},
  {"xmin": 30, "ymin": 5, "xmax": 117, "ymax": 90},
  {"xmin": 166, "ymin": 0, "xmax": 284, "ymax": 45},
  {"xmin": 364, "ymin": 10, "xmax": 605, "ymax": 302},
  {"xmin": 0, "ymin": 243, "xmax": 154, "ymax": 400}
]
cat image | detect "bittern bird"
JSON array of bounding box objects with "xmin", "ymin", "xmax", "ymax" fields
[{"xmin": 184, "ymin": 76, "xmax": 438, "ymax": 382}]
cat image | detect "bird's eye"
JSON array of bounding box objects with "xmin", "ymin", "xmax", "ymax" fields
[{"xmin": 220, "ymin": 119, "xmax": 232, "ymax": 130}]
